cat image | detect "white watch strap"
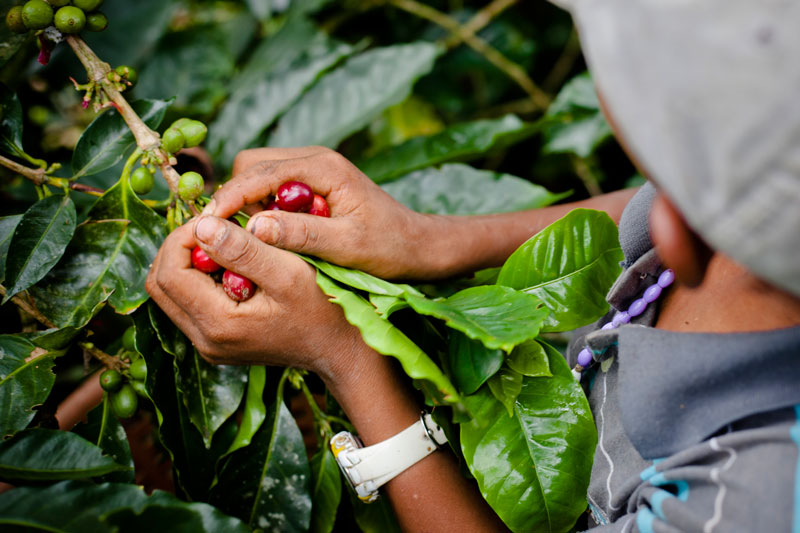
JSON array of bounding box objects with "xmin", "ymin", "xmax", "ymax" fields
[{"xmin": 331, "ymin": 413, "xmax": 447, "ymax": 502}]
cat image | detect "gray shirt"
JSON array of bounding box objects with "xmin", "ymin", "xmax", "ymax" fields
[{"xmin": 567, "ymin": 186, "xmax": 800, "ymax": 531}]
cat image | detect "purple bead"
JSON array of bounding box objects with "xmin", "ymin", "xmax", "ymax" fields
[
  {"xmin": 601, "ymin": 322, "xmax": 615, "ymax": 330},
  {"xmin": 577, "ymin": 347, "xmax": 593, "ymax": 367},
  {"xmin": 643, "ymin": 284, "xmax": 662, "ymax": 303},
  {"xmin": 628, "ymin": 298, "xmax": 647, "ymax": 317},
  {"xmin": 657, "ymin": 269, "xmax": 675, "ymax": 288},
  {"xmin": 612, "ymin": 311, "xmax": 631, "ymax": 326}
]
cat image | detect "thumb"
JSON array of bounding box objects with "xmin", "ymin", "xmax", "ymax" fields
[
  {"xmin": 193, "ymin": 216, "xmax": 299, "ymax": 287},
  {"xmin": 246, "ymin": 211, "xmax": 343, "ymax": 258}
]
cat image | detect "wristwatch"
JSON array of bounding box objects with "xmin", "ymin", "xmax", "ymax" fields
[{"xmin": 330, "ymin": 412, "xmax": 448, "ymax": 502}]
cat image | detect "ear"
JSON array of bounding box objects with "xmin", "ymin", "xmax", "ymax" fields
[{"xmin": 649, "ymin": 192, "xmax": 713, "ymax": 287}]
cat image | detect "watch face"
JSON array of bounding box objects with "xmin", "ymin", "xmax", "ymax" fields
[{"xmin": 330, "ymin": 431, "xmax": 379, "ymax": 502}]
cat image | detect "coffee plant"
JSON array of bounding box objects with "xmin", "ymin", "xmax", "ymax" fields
[{"xmin": 0, "ymin": 1, "xmax": 637, "ymax": 531}]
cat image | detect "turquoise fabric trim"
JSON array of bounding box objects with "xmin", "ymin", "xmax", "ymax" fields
[
  {"xmin": 636, "ymin": 509, "xmax": 656, "ymax": 533},
  {"xmin": 791, "ymin": 405, "xmax": 800, "ymax": 533}
]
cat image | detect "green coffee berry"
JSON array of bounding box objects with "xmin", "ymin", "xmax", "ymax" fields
[
  {"xmin": 121, "ymin": 326, "xmax": 136, "ymax": 352},
  {"xmin": 114, "ymin": 64, "xmax": 137, "ymax": 86},
  {"xmin": 178, "ymin": 171, "xmax": 204, "ymax": 201},
  {"xmin": 99, "ymin": 369, "xmax": 123, "ymax": 392},
  {"xmin": 131, "ymin": 167, "xmax": 154, "ymax": 195},
  {"xmin": 130, "ymin": 379, "xmax": 147, "ymax": 398},
  {"xmin": 54, "ymin": 6, "xmax": 85, "ymax": 34},
  {"xmin": 170, "ymin": 118, "xmax": 192, "ymax": 131},
  {"xmin": 179, "ymin": 120, "xmax": 207, "ymax": 148},
  {"xmin": 85, "ymin": 11, "xmax": 107, "ymax": 31},
  {"xmin": 161, "ymin": 127, "xmax": 185, "ymax": 154},
  {"xmin": 73, "ymin": 0, "xmax": 103, "ymax": 11},
  {"xmin": 47, "ymin": 0, "xmax": 72, "ymax": 8},
  {"xmin": 130, "ymin": 357, "xmax": 147, "ymax": 381},
  {"xmin": 21, "ymin": 0, "xmax": 53, "ymax": 30},
  {"xmin": 6, "ymin": 6, "xmax": 28, "ymax": 34},
  {"xmin": 111, "ymin": 384, "xmax": 138, "ymax": 419}
]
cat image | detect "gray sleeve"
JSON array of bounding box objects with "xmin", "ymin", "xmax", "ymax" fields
[{"xmin": 586, "ymin": 411, "xmax": 799, "ymax": 532}]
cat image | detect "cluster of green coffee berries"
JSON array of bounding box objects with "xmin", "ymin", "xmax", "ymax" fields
[
  {"xmin": 98, "ymin": 326, "xmax": 147, "ymax": 419},
  {"xmin": 6, "ymin": 0, "xmax": 107, "ymax": 35}
]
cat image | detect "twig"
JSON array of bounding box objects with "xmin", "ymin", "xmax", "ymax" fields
[
  {"xmin": 388, "ymin": 0, "xmax": 550, "ymax": 110},
  {"xmin": 542, "ymin": 27, "xmax": 581, "ymax": 93},
  {"xmin": 0, "ymin": 153, "xmax": 105, "ymax": 196},
  {"xmin": 443, "ymin": 0, "xmax": 518, "ymax": 48},
  {"xmin": 0, "ymin": 285, "xmax": 56, "ymax": 329},
  {"xmin": 79, "ymin": 342, "xmax": 127, "ymax": 371},
  {"xmin": 571, "ymin": 155, "xmax": 603, "ymax": 197}
]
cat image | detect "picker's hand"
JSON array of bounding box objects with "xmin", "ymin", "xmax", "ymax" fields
[
  {"xmin": 145, "ymin": 216, "xmax": 366, "ymax": 378},
  {"xmin": 203, "ymin": 147, "xmax": 457, "ymax": 280}
]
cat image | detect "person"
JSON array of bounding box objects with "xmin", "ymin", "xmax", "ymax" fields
[{"xmin": 146, "ymin": 0, "xmax": 800, "ymax": 530}]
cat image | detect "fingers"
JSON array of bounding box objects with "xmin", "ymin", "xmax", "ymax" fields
[
  {"xmin": 204, "ymin": 150, "xmax": 347, "ymax": 219},
  {"xmin": 231, "ymin": 146, "xmax": 329, "ymax": 176},
  {"xmin": 193, "ymin": 215, "xmax": 312, "ymax": 289},
  {"xmin": 245, "ymin": 210, "xmax": 351, "ymax": 259}
]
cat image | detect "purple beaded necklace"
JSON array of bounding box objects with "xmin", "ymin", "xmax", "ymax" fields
[{"xmin": 571, "ymin": 268, "xmax": 675, "ymax": 380}]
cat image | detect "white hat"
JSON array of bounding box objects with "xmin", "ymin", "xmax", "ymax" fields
[{"xmin": 554, "ymin": 0, "xmax": 800, "ymax": 296}]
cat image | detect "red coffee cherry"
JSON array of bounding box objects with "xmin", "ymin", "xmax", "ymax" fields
[
  {"xmin": 275, "ymin": 181, "xmax": 313, "ymax": 212},
  {"xmin": 308, "ymin": 194, "xmax": 330, "ymax": 217},
  {"xmin": 265, "ymin": 199, "xmax": 281, "ymax": 210},
  {"xmin": 191, "ymin": 246, "xmax": 221, "ymax": 274},
  {"xmin": 222, "ymin": 270, "xmax": 255, "ymax": 302}
]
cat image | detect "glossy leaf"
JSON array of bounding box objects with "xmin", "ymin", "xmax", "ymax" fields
[
  {"xmin": 0, "ymin": 334, "xmax": 55, "ymax": 438},
  {"xmin": 303, "ymin": 255, "xmax": 422, "ymax": 298},
  {"xmin": 368, "ymin": 293, "xmax": 409, "ymax": 318},
  {"xmin": 211, "ymin": 380, "xmax": 312, "ymax": 531},
  {"xmin": 542, "ymin": 72, "xmax": 613, "ymax": 158},
  {"xmin": 142, "ymin": 305, "xmax": 220, "ymax": 500},
  {"xmin": 136, "ymin": 28, "xmax": 234, "ymax": 116},
  {"xmin": 0, "ymin": 214, "xmax": 22, "ymax": 283},
  {"xmin": 73, "ymin": 398, "xmax": 135, "ymax": 483},
  {"xmin": 0, "ymin": 428, "xmax": 128, "ymax": 481},
  {"xmin": 26, "ymin": 326, "xmax": 81, "ymax": 350},
  {"xmin": 269, "ymin": 42, "xmax": 442, "ymax": 148},
  {"xmin": 381, "ymin": 163, "xmax": 570, "ymax": 215},
  {"xmin": 0, "ymin": 480, "xmax": 248, "ymax": 533},
  {"xmin": 0, "ymin": 25, "xmax": 28, "ymax": 69},
  {"xmin": 3, "ymin": 194, "xmax": 76, "ymax": 302},
  {"xmin": 310, "ymin": 446, "xmax": 341, "ymax": 533},
  {"xmin": 460, "ymin": 343, "xmax": 597, "ymax": 533},
  {"xmin": 209, "ymin": 23, "xmax": 352, "ymax": 168},
  {"xmin": 0, "ymin": 82, "xmax": 24, "ymax": 159},
  {"xmin": 358, "ymin": 115, "xmax": 538, "ymax": 183},
  {"xmin": 175, "ymin": 348, "xmax": 247, "ymax": 448},
  {"xmin": 225, "ymin": 365, "xmax": 267, "ymax": 456},
  {"xmin": 445, "ymin": 331, "xmax": 503, "ymax": 395},
  {"xmin": 487, "ymin": 366, "xmax": 523, "ymax": 416},
  {"xmin": 71, "ymin": 99, "xmax": 171, "ymax": 179},
  {"xmin": 316, "ymin": 272, "xmax": 459, "ymax": 403},
  {"xmin": 506, "ymin": 340, "xmax": 551, "ymax": 377},
  {"xmin": 405, "ymin": 286, "xmax": 549, "ymax": 353},
  {"xmin": 497, "ymin": 209, "xmax": 623, "ymax": 332},
  {"xmin": 29, "ymin": 181, "xmax": 168, "ymax": 328}
]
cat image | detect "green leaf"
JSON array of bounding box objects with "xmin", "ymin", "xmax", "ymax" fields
[
  {"xmin": 103, "ymin": 491, "xmax": 251, "ymax": 533},
  {"xmin": 445, "ymin": 331, "xmax": 503, "ymax": 395},
  {"xmin": 315, "ymin": 272, "xmax": 459, "ymax": 403},
  {"xmin": 0, "ymin": 214, "xmax": 23, "ymax": 283},
  {"xmin": 358, "ymin": 115, "xmax": 538, "ymax": 184},
  {"xmin": 26, "ymin": 326, "xmax": 81, "ymax": 350},
  {"xmin": 460, "ymin": 343, "xmax": 597, "ymax": 533},
  {"xmin": 487, "ymin": 366, "xmax": 523, "ymax": 417},
  {"xmin": 368, "ymin": 293, "xmax": 409, "ymax": 318},
  {"xmin": 0, "ymin": 428, "xmax": 128, "ymax": 481},
  {"xmin": 211, "ymin": 379, "xmax": 312, "ymax": 532},
  {"xmin": 136, "ymin": 28, "xmax": 234, "ymax": 116},
  {"xmin": 225, "ymin": 365, "xmax": 267, "ymax": 456},
  {"xmin": 269, "ymin": 42, "xmax": 442, "ymax": 148},
  {"xmin": 542, "ymin": 72, "xmax": 613, "ymax": 158},
  {"xmin": 302, "ymin": 255, "xmax": 422, "ymax": 298},
  {"xmin": 209, "ymin": 25, "xmax": 353, "ymax": 168},
  {"xmin": 310, "ymin": 447, "xmax": 341, "ymax": 533},
  {"xmin": 3, "ymin": 194, "xmax": 76, "ymax": 303},
  {"xmin": 0, "ymin": 82, "xmax": 25, "ymax": 159},
  {"xmin": 0, "ymin": 335, "xmax": 55, "ymax": 438},
  {"xmin": 381, "ymin": 163, "xmax": 571, "ymax": 215},
  {"xmin": 506, "ymin": 340, "xmax": 551, "ymax": 377},
  {"xmin": 73, "ymin": 398, "xmax": 135, "ymax": 483},
  {"xmin": 497, "ymin": 209, "xmax": 623, "ymax": 332},
  {"xmin": 175, "ymin": 349, "xmax": 247, "ymax": 448},
  {"xmin": 405, "ymin": 286, "xmax": 549, "ymax": 353},
  {"xmin": 0, "ymin": 24, "xmax": 28, "ymax": 69},
  {"xmin": 29, "ymin": 181, "xmax": 168, "ymax": 329},
  {"xmin": 142, "ymin": 305, "xmax": 220, "ymax": 500},
  {"xmin": 71, "ymin": 99, "xmax": 171, "ymax": 179}
]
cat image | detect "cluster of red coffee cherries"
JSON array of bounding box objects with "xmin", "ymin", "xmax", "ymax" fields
[{"xmin": 191, "ymin": 181, "xmax": 330, "ymax": 302}]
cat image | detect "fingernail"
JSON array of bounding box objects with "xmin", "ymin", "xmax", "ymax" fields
[
  {"xmin": 195, "ymin": 216, "xmax": 226, "ymax": 244},
  {"xmin": 248, "ymin": 216, "xmax": 278, "ymax": 243},
  {"xmin": 201, "ymin": 199, "xmax": 216, "ymax": 216}
]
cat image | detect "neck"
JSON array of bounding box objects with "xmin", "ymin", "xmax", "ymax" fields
[{"xmin": 655, "ymin": 253, "xmax": 800, "ymax": 333}]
